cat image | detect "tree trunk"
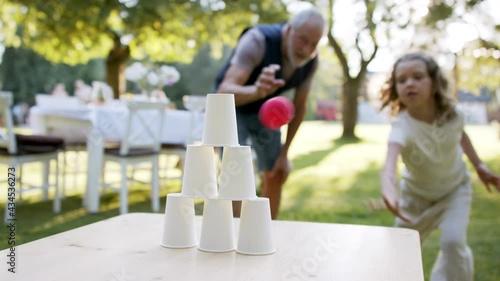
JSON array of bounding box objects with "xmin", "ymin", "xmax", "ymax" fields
[
  {"xmin": 341, "ymin": 79, "xmax": 362, "ymax": 139},
  {"xmin": 106, "ymin": 37, "xmax": 130, "ymax": 99}
]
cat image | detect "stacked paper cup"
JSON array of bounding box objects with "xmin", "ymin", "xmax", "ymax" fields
[{"xmin": 161, "ymin": 93, "xmax": 275, "ymax": 255}]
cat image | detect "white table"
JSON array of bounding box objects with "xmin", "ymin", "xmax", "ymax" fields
[
  {"xmin": 0, "ymin": 213, "xmax": 424, "ymax": 281},
  {"xmin": 30, "ymin": 105, "xmax": 203, "ymax": 145},
  {"xmin": 29, "ymin": 105, "xmax": 204, "ymax": 213}
]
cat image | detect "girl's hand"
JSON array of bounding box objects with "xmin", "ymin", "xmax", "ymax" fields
[
  {"xmin": 475, "ymin": 163, "xmax": 500, "ymax": 192},
  {"xmin": 381, "ymin": 174, "xmax": 411, "ymax": 223},
  {"xmin": 380, "ymin": 143, "xmax": 411, "ymax": 223}
]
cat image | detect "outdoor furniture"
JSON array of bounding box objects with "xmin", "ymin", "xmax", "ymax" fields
[
  {"xmin": 159, "ymin": 142, "xmax": 186, "ymax": 185},
  {"xmin": 0, "ymin": 213, "xmax": 425, "ymax": 281},
  {"xmin": 29, "ymin": 104, "xmax": 203, "ymax": 213},
  {"xmin": 157, "ymin": 95, "xmax": 207, "ymax": 185},
  {"xmin": 35, "ymin": 94, "xmax": 81, "ymax": 109},
  {"xmin": 0, "ymin": 92, "xmax": 64, "ymax": 222},
  {"xmin": 35, "ymin": 94, "xmax": 91, "ymax": 198},
  {"xmin": 29, "ymin": 104, "xmax": 201, "ymax": 149},
  {"xmin": 101, "ymin": 101, "xmax": 167, "ymax": 214}
]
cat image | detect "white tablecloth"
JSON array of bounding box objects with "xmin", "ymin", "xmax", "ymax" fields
[
  {"xmin": 29, "ymin": 104, "xmax": 204, "ymax": 213},
  {"xmin": 29, "ymin": 104, "xmax": 204, "ymax": 144}
]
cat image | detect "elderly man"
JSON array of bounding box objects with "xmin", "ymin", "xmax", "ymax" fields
[{"xmin": 214, "ymin": 8, "xmax": 325, "ymax": 219}]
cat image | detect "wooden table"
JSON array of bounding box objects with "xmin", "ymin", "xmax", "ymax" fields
[{"xmin": 1, "ymin": 213, "xmax": 424, "ymax": 281}]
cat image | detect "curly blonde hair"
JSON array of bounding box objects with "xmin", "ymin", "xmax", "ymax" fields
[{"xmin": 380, "ymin": 52, "xmax": 456, "ymax": 124}]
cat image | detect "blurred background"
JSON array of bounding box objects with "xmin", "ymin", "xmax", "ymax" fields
[{"xmin": 0, "ymin": 0, "xmax": 498, "ymax": 139}]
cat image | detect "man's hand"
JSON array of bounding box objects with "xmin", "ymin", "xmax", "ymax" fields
[
  {"xmin": 270, "ymin": 153, "xmax": 291, "ymax": 180},
  {"xmin": 255, "ymin": 64, "xmax": 285, "ymax": 99}
]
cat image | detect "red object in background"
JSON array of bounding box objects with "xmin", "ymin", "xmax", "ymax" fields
[
  {"xmin": 315, "ymin": 100, "xmax": 336, "ymax": 121},
  {"xmin": 259, "ymin": 97, "xmax": 295, "ymax": 129}
]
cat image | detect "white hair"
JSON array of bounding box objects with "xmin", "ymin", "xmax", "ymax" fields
[{"xmin": 289, "ymin": 8, "xmax": 325, "ymax": 32}]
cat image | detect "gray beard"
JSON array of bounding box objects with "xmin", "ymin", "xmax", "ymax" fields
[{"xmin": 287, "ymin": 44, "xmax": 308, "ymax": 68}]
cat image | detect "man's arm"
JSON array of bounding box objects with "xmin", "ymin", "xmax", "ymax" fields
[
  {"xmin": 281, "ymin": 82, "xmax": 309, "ymax": 156},
  {"xmin": 216, "ymin": 28, "xmax": 284, "ymax": 106},
  {"xmin": 281, "ymin": 60, "xmax": 318, "ymax": 155},
  {"xmin": 268, "ymin": 77, "xmax": 310, "ymax": 177},
  {"xmin": 216, "ymin": 64, "xmax": 257, "ymax": 106}
]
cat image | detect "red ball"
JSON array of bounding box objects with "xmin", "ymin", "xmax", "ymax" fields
[{"xmin": 259, "ymin": 97, "xmax": 295, "ymax": 129}]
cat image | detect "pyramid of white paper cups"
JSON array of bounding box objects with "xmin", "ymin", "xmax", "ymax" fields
[{"xmin": 161, "ymin": 93, "xmax": 275, "ymax": 255}]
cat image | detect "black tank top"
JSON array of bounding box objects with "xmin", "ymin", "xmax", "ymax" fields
[{"xmin": 214, "ymin": 23, "xmax": 317, "ymax": 114}]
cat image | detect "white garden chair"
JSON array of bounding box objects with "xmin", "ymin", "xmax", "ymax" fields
[{"xmin": 100, "ymin": 100, "xmax": 168, "ymax": 214}]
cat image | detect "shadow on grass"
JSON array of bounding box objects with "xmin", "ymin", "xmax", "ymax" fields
[
  {"xmin": 292, "ymin": 136, "xmax": 363, "ymax": 172},
  {"xmin": 286, "ymin": 137, "xmax": 375, "ymax": 218},
  {"xmin": 329, "ymin": 162, "xmax": 389, "ymax": 225},
  {"xmin": 278, "ymin": 183, "xmax": 316, "ymax": 220},
  {"xmin": 280, "ymin": 161, "xmax": 391, "ymax": 225}
]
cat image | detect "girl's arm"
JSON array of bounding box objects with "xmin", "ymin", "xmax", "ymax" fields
[
  {"xmin": 381, "ymin": 143, "xmax": 411, "ymax": 222},
  {"xmin": 461, "ymin": 131, "xmax": 500, "ymax": 192}
]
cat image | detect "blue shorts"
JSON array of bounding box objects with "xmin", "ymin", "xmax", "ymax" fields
[{"xmin": 236, "ymin": 111, "xmax": 282, "ymax": 171}]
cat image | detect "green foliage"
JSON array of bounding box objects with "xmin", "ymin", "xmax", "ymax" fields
[
  {"xmin": 123, "ymin": 43, "xmax": 232, "ymax": 109},
  {"xmin": 1, "ymin": 0, "xmax": 290, "ymax": 97},
  {"xmin": 311, "ymin": 45, "xmax": 343, "ymax": 100},
  {"xmin": 177, "ymin": 44, "xmax": 232, "ymax": 95},
  {"xmin": 0, "ymin": 47, "xmax": 105, "ymax": 105},
  {"xmin": 456, "ymin": 39, "xmax": 500, "ymax": 94},
  {"xmin": 306, "ymin": 45, "xmax": 343, "ymax": 120},
  {"xmin": 458, "ymin": 50, "xmax": 500, "ymax": 94},
  {"xmin": 1, "ymin": 0, "xmax": 289, "ymax": 65},
  {"xmin": 419, "ymin": 0, "xmax": 498, "ymax": 56},
  {"xmin": 425, "ymin": 2, "xmax": 454, "ymax": 26},
  {"xmin": 5, "ymin": 0, "xmax": 115, "ymax": 65}
]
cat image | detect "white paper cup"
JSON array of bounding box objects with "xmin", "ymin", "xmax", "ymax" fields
[
  {"xmin": 181, "ymin": 145, "xmax": 218, "ymax": 198},
  {"xmin": 218, "ymin": 146, "xmax": 257, "ymax": 200},
  {"xmin": 198, "ymin": 198, "xmax": 235, "ymax": 252},
  {"xmin": 202, "ymin": 94, "xmax": 239, "ymax": 146},
  {"xmin": 236, "ymin": 197, "xmax": 275, "ymax": 255},
  {"xmin": 161, "ymin": 193, "xmax": 197, "ymax": 248}
]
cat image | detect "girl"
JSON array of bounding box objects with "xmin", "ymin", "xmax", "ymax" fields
[{"xmin": 380, "ymin": 52, "xmax": 500, "ymax": 281}]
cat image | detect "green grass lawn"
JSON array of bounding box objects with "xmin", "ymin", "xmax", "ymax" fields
[{"xmin": 1, "ymin": 121, "xmax": 499, "ymax": 280}]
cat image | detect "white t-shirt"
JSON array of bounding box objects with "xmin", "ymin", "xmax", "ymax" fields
[{"xmin": 388, "ymin": 110, "xmax": 469, "ymax": 201}]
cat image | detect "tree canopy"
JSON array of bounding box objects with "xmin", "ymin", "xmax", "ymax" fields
[
  {"xmin": 319, "ymin": 0, "xmax": 499, "ymax": 138},
  {"xmin": 1, "ymin": 0, "xmax": 291, "ymax": 96},
  {"xmin": 1, "ymin": 0, "xmax": 289, "ymax": 65}
]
